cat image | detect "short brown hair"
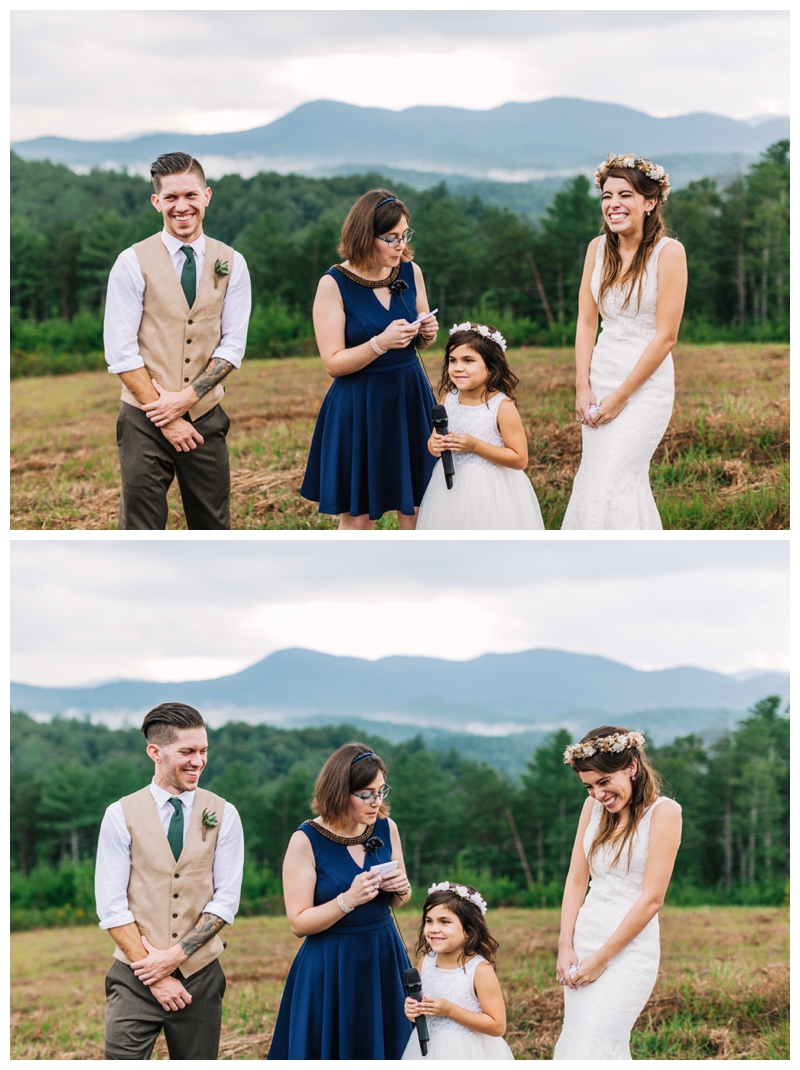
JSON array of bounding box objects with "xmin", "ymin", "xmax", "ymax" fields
[
  {"xmin": 338, "ymin": 189, "xmax": 414, "ymax": 272},
  {"xmin": 142, "ymin": 702, "xmax": 206, "ymax": 747},
  {"xmin": 150, "ymin": 152, "xmax": 207, "ymax": 194},
  {"xmin": 311, "ymin": 742, "xmax": 390, "ymax": 828}
]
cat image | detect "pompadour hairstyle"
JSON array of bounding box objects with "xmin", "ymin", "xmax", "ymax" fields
[
  {"xmin": 149, "ymin": 152, "xmax": 207, "ymax": 193},
  {"xmin": 141, "ymin": 702, "xmax": 206, "ymax": 747}
]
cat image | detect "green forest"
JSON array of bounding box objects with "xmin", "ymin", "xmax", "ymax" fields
[
  {"xmin": 10, "ymin": 697, "xmax": 788, "ymax": 930},
  {"xmin": 10, "ymin": 142, "xmax": 789, "ymax": 377}
]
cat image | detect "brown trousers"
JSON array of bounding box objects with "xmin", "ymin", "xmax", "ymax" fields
[
  {"xmin": 104, "ymin": 958, "xmax": 226, "ymax": 1060},
  {"xmin": 116, "ymin": 402, "xmax": 231, "ymax": 530}
]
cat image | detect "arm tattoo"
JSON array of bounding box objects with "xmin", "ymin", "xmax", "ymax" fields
[
  {"xmin": 179, "ymin": 911, "xmax": 226, "ymax": 958},
  {"xmin": 191, "ymin": 357, "xmax": 234, "ymax": 401}
]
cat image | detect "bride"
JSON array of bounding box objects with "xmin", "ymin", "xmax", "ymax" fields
[
  {"xmin": 562, "ymin": 154, "xmax": 687, "ymax": 529},
  {"xmin": 553, "ymin": 728, "xmax": 682, "ymax": 1060}
]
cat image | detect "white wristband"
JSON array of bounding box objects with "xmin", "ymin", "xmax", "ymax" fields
[
  {"xmin": 370, "ymin": 336, "xmax": 386, "ymax": 356},
  {"xmin": 337, "ymin": 893, "xmax": 354, "ymax": 914}
]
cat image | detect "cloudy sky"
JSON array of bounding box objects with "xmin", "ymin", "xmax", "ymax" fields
[
  {"xmin": 11, "ymin": 9, "xmax": 789, "ymax": 143},
  {"xmin": 10, "ymin": 540, "xmax": 788, "ymax": 687}
]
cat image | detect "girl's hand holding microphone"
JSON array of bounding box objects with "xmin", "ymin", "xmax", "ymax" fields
[{"xmin": 405, "ymin": 995, "xmax": 453, "ymax": 1020}]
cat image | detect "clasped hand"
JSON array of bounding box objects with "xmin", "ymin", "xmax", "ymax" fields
[
  {"xmin": 132, "ymin": 935, "xmax": 184, "ymax": 986},
  {"xmin": 429, "ymin": 431, "xmax": 476, "ymax": 456},
  {"xmin": 565, "ymin": 950, "xmax": 608, "ymax": 987},
  {"xmin": 576, "ymin": 388, "xmax": 628, "ymax": 429},
  {"xmin": 404, "ymin": 995, "xmax": 453, "ymax": 1022},
  {"xmin": 143, "ymin": 379, "xmax": 194, "ymax": 427}
]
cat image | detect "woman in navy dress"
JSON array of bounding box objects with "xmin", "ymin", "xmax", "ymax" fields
[
  {"xmin": 268, "ymin": 743, "xmax": 414, "ymax": 1060},
  {"xmin": 300, "ymin": 189, "xmax": 439, "ymax": 528}
]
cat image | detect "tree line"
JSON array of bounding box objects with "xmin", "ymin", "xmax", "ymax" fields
[
  {"xmin": 10, "ymin": 697, "xmax": 788, "ymax": 929},
  {"xmin": 10, "ymin": 141, "xmax": 789, "ymax": 377}
]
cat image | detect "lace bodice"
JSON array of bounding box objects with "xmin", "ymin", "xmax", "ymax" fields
[
  {"xmin": 420, "ymin": 953, "xmax": 486, "ymax": 1036},
  {"xmin": 443, "ymin": 390, "xmax": 507, "ymax": 469},
  {"xmin": 591, "ymin": 235, "xmax": 675, "ymax": 345}
]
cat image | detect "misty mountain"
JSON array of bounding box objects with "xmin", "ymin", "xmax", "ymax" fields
[
  {"xmin": 11, "ymin": 648, "xmax": 788, "ymax": 743},
  {"xmin": 12, "ymin": 97, "xmax": 788, "ymax": 184}
]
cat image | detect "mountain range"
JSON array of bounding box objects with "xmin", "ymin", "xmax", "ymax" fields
[
  {"xmin": 12, "ymin": 97, "xmax": 789, "ymax": 189},
  {"xmin": 11, "ymin": 647, "xmax": 788, "ymax": 744}
]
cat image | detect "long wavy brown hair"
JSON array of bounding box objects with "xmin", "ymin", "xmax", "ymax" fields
[
  {"xmin": 438, "ymin": 328, "xmax": 519, "ymax": 405},
  {"xmin": 596, "ymin": 167, "xmax": 670, "ymax": 317},
  {"xmin": 415, "ymin": 885, "xmax": 499, "ymax": 969},
  {"xmin": 570, "ymin": 725, "xmax": 662, "ymax": 873}
]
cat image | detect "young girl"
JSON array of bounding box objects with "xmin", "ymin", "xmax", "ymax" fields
[
  {"xmin": 402, "ymin": 881, "xmax": 514, "ymax": 1060},
  {"xmin": 415, "ymin": 323, "xmax": 544, "ymax": 529}
]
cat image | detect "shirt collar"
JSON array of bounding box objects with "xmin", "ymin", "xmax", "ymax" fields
[
  {"xmin": 161, "ymin": 229, "xmax": 205, "ymax": 256},
  {"xmin": 149, "ymin": 778, "xmax": 196, "ymax": 812}
]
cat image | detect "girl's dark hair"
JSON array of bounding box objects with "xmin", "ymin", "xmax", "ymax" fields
[
  {"xmin": 415, "ymin": 885, "xmax": 499, "ymax": 969},
  {"xmin": 439, "ymin": 327, "xmax": 519, "ymax": 404},
  {"xmin": 311, "ymin": 742, "xmax": 390, "ymax": 829},
  {"xmin": 571, "ymin": 724, "xmax": 662, "ymax": 872},
  {"xmin": 338, "ymin": 189, "xmax": 414, "ymax": 271},
  {"xmin": 597, "ymin": 167, "xmax": 669, "ymax": 316}
]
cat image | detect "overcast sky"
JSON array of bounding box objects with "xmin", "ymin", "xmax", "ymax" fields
[
  {"xmin": 11, "ymin": 9, "xmax": 789, "ymax": 143},
  {"xmin": 10, "ymin": 540, "xmax": 788, "ymax": 687}
]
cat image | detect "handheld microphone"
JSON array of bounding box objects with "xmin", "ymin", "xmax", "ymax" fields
[
  {"xmin": 430, "ymin": 405, "xmax": 454, "ymax": 490},
  {"xmin": 403, "ymin": 967, "xmax": 429, "ymax": 1056}
]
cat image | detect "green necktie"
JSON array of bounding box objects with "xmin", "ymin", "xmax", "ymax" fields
[
  {"xmin": 180, "ymin": 246, "xmax": 196, "ymax": 308},
  {"xmin": 167, "ymin": 797, "xmax": 184, "ymax": 861}
]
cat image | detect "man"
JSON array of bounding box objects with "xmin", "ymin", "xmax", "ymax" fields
[
  {"xmin": 95, "ymin": 702, "xmax": 244, "ymax": 1059},
  {"xmin": 104, "ymin": 152, "xmax": 251, "ymax": 528}
]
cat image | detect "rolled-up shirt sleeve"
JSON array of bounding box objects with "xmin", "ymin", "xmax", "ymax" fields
[
  {"xmin": 210, "ymin": 252, "xmax": 251, "ymax": 370},
  {"xmin": 203, "ymin": 801, "xmax": 245, "ymax": 925},
  {"xmin": 95, "ymin": 802, "xmax": 136, "ymax": 930},
  {"xmin": 103, "ymin": 249, "xmax": 147, "ymax": 375}
]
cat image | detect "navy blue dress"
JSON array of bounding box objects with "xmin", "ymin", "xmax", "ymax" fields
[
  {"xmin": 267, "ymin": 817, "xmax": 413, "ymax": 1060},
  {"xmin": 300, "ymin": 260, "xmax": 437, "ymax": 519}
]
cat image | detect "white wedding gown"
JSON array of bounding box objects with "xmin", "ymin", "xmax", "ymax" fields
[
  {"xmin": 562, "ymin": 236, "xmax": 677, "ymax": 529},
  {"xmin": 553, "ymin": 796, "xmax": 680, "ymax": 1060}
]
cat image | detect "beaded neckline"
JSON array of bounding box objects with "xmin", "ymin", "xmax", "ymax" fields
[
  {"xmin": 304, "ymin": 819, "xmax": 376, "ymax": 845},
  {"xmin": 333, "ymin": 264, "xmax": 401, "ymax": 289}
]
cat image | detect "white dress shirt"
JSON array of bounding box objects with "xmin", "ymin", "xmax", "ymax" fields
[
  {"xmin": 103, "ymin": 229, "xmax": 252, "ymax": 375},
  {"xmin": 95, "ymin": 779, "xmax": 244, "ymax": 931}
]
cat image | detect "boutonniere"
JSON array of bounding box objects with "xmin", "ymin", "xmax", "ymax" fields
[
  {"xmin": 201, "ymin": 808, "xmax": 219, "ymax": 840},
  {"xmin": 213, "ymin": 259, "xmax": 229, "ymax": 289}
]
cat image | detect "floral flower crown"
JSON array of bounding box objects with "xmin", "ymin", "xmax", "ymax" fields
[
  {"xmin": 449, "ymin": 322, "xmax": 507, "ymax": 352},
  {"xmin": 594, "ymin": 154, "xmax": 671, "ymax": 202},
  {"xmin": 563, "ymin": 730, "xmax": 646, "ymax": 766},
  {"xmin": 427, "ymin": 881, "xmax": 488, "ymax": 915}
]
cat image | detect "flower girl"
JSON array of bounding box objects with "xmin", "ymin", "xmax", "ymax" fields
[
  {"xmin": 415, "ymin": 323, "xmax": 544, "ymax": 529},
  {"xmin": 402, "ymin": 881, "xmax": 514, "ymax": 1060}
]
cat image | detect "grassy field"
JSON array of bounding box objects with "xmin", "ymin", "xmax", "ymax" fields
[
  {"xmin": 10, "ymin": 906, "xmax": 788, "ymax": 1060},
  {"xmin": 10, "ymin": 344, "xmax": 788, "ymax": 529}
]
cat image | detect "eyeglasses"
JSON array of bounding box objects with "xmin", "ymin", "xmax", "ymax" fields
[
  {"xmin": 375, "ymin": 229, "xmax": 414, "ymax": 248},
  {"xmin": 352, "ymin": 786, "xmax": 392, "ymax": 803}
]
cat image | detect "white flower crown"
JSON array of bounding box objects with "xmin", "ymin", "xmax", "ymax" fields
[
  {"xmin": 594, "ymin": 154, "xmax": 671, "ymax": 202},
  {"xmin": 427, "ymin": 880, "xmax": 488, "ymax": 915},
  {"xmin": 449, "ymin": 321, "xmax": 507, "ymax": 352},
  {"xmin": 563, "ymin": 730, "xmax": 646, "ymax": 766}
]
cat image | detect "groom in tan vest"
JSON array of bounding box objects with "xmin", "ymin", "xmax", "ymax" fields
[
  {"xmin": 95, "ymin": 702, "xmax": 244, "ymax": 1059},
  {"xmin": 104, "ymin": 152, "xmax": 251, "ymax": 528}
]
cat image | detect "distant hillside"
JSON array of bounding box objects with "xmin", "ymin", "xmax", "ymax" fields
[
  {"xmin": 12, "ymin": 97, "xmax": 788, "ymax": 186},
  {"xmin": 11, "ymin": 647, "xmax": 789, "ymax": 743}
]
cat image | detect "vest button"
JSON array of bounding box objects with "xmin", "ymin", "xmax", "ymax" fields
[
  {"xmin": 173, "ymin": 893, "xmax": 179, "ymax": 898},
  {"xmin": 184, "ymin": 378, "xmax": 189, "ymax": 382},
  {"xmin": 174, "ymin": 874, "xmax": 180, "ymax": 879},
  {"xmin": 173, "ymin": 913, "xmax": 178, "ymax": 918},
  {"xmin": 186, "ymin": 338, "xmax": 192, "ymax": 344},
  {"xmin": 188, "ymin": 319, "xmax": 193, "ymax": 325},
  {"xmin": 185, "ymin": 358, "xmax": 190, "ymax": 363},
  {"xmin": 172, "ymin": 933, "xmax": 178, "ymax": 939}
]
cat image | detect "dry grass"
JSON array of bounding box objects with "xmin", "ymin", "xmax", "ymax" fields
[
  {"xmin": 10, "ymin": 906, "xmax": 788, "ymax": 1060},
  {"xmin": 10, "ymin": 343, "xmax": 788, "ymax": 529}
]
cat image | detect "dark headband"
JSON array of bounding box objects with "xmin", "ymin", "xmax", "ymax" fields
[
  {"xmin": 375, "ymin": 197, "xmax": 397, "ymax": 209},
  {"xmin": 351, "ymin": 751, "xmax": 375, "ymax": 764}
]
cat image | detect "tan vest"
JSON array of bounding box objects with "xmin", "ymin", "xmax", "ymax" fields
[
  {"xmin": 121, "ymin": 233, "xmax": 235, "ymax": 420},
  {"xmin": 114, "ymin": 785, "xmax": 227, "ymax": 979}
]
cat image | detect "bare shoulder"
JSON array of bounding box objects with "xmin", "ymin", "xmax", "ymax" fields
[
  {"xmin": 411, "ymin": 261, "xmax": 425, "ymax": 282},
  {"xmin": 316, "ymin": 271, "xmax": 340, "ymax": 294},
  {"xmin": 651, "ymin": 797, "xmax": 683, "ymax": 826},
  {"xmin": 286, "ymin": 827, "xmax": 314, "ymax": 856},
  {"xmin": 659, "ymin": 239, "xmax": 687, "ymax": 265}
]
